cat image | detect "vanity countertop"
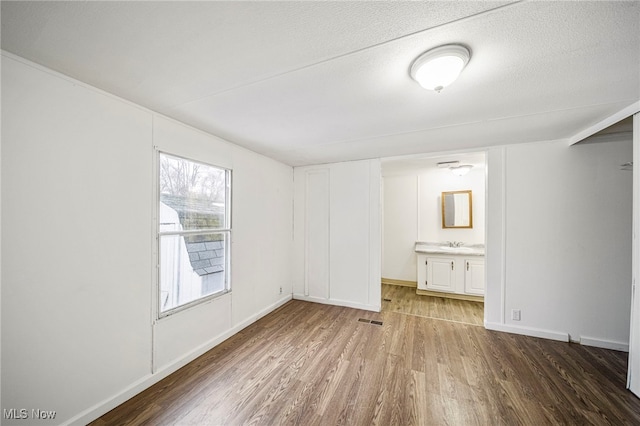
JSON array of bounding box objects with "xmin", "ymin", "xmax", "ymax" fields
[{"xmin": 415, "ymin": 242, "xmax": 485, "ymax": 256}]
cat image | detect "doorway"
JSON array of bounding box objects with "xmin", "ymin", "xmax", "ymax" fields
[{"xmin": 380, "ymin": 151, "xmax": 486, "ymax": 325}]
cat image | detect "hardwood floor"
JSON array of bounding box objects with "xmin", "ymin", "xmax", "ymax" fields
[
  {"xmin": 92, "ymin": 298, "xmax": 640, "ymax": 425},
  {"xmin": 381, "ymin": 283, "xmax": 484, "ymax": 326}
]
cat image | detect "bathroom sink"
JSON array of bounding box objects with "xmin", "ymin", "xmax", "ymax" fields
[
  {"xmin": 438, "ymin": 246, "xmax": 474, "ymax": 252},
  {"xmin": 414, "ymin": 242, "xmax": 484, "ymax": 255}
]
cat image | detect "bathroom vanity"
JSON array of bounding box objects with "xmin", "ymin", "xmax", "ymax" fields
[{"xmin": 414, "ymin": 242, "xmax": 485, "ymax": 301}]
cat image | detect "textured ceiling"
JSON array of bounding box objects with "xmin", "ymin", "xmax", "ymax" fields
[{"xmin": 2, "ymin": 1, "xmax": 639, "ymax": 166}]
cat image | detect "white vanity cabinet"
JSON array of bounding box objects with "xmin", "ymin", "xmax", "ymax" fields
[{"xmin": 416, "ymin": 251, "xmax": 484, "ymax": 299}]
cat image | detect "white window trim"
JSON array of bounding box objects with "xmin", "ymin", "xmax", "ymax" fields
[{"xmin": 155, "ymin": 150, "xmax": 232, "ymax": 319}]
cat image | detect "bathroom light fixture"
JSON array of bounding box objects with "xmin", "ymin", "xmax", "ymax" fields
[
  {"xmin": 410, "ymin": 44, "xmax": 470, "ymax": 92},
  {"xmin": 437, "ymin": 161, "xmax": 459, "ymax": 168},
  {"xmin": 450, "ymin": 165, "xmax": 473, "ymax": 176}
]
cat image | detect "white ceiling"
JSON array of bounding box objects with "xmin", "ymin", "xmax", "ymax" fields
[{"xmin": 2, "ymin": 1, "xmax": 639, "ymax": 166}]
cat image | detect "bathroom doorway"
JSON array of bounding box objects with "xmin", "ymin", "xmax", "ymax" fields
[{"xmin": 380, "ymin": 151, "xmax": 486, "ymax": 325}]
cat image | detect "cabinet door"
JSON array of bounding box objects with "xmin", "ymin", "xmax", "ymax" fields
[
  {"xmin": 426, "ymin": 257, "xmax": 455, "ymax": 292},
  {"xmin": 416, "ymin": 254, "xmax": 427, "ymax": 290},
  {"xmin": 465, "ymin": 258, "xmax": 485, "ymax": 295}
]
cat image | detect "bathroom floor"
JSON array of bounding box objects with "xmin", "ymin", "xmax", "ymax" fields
[{"xmin": 381, "ymin": 283, "xmax": 484, "ymax": 326}]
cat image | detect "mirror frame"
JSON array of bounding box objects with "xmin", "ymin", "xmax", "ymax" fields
[{"xmin": 441, "ymin": 190, "xmax": 473, "ymax": 229}]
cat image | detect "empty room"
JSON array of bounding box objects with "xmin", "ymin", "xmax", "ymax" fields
[{"xmin": 2, "ymin": 1, "xmax": 640, "ymax": 425}]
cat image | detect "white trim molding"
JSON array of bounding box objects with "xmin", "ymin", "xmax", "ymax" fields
[
  {"xmin": 293, "ymin": 294, "xmax": 380, "ymax": 312},
  {"xmin": 568, "ymin": 101, "xmax": 640, "ymax": 145},
  {"xmin": 580, "ymin": 336, "xmax": 629, "ymax": 352},
  {"xmin": 628, "ymin": 112, "xmax": 640, "ymax": 394},
  {"xmin": 485, "ymin": 321, "xmax": 570, "ymax": 342}
]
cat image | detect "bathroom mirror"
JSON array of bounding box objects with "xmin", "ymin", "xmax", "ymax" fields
[{"xmin": 442, "ymin": 190, "xmax": 473, "ymax": 228}]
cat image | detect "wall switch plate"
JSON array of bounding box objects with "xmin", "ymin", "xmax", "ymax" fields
[{"xmin": 511, "ymin": 309, "xmax": 521, "ymax": 321}]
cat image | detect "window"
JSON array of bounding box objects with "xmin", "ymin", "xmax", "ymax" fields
[{"xmin": 158, "ymin": 152, "xmax": 231, "ymax": 315}]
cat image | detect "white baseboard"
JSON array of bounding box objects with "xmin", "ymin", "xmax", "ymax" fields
[
  {"xmin": 485, "ymin": 321, "xmax": 570, "ymax": 342},
  {"xmin": 293, "ymin": 293, "xmax": 380, "ymax": 312},
  {"xmin": 580, "ymin": 336, "xmax": 629, "ymax": 352},
  {"xmin": 484, "ymin": 322, "xmax": 630, "ymax": 352},
  {"xmin": 64, "ymin": 294, "xmax": 293, "ymax": 426}
]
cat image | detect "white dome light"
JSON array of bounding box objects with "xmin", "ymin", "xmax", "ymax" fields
[
  {"xmin": 410, "ymin": 45, "xmax": 470, "ymax": 92},
  {"xmin": 450, "ymin": 165, "xmax": 473, "ymax": 176}
]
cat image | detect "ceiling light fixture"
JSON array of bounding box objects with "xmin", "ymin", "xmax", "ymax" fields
[
  {"xmin": 450, "ymin": 165, "xmax": 473, "ymax": 176},
  {"xmin": 410, "ymin": 44, "xmax": 471, "ymax": 92},
  {"xmin": 436, "ymin": 161, "xmax": 460, "ymax": 168}
]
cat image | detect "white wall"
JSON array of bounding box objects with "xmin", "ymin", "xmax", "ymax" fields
[
  {"xmin": 2, "ymin": 55, "xmax": 153, "ymax": 426},
  {"xmin": 486, "ymin": 138, "xmax": 633, "ymax": 349},
  {"xmin": 382, "ymin": 175, "xmax": 418, "ymax": 281},
  {"xmin": 485, "ymin": 147, "xmax": 506, "ymax": 326},
  {"xmin": 382, "ymin": 162, "xmax": 485, "ymax": 282},
  {"xmin": 418, "ymin": 165, "xmax": 485, "ymax": 244},
  {"xmin": 293, "ymin": 160, "xmax": 381, "ymax": 311},
  {"xmin": 1, "ymin": 54, "xmax": 293, "ymax": 425}
]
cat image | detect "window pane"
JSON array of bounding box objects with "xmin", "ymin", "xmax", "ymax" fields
[
  {"xmin": 159, "ymin": 233, "xmax": 228, "ymax": 313},
  {"xmin": 159, "ymin": 153, "xmax": 227, "ymax": 231}
]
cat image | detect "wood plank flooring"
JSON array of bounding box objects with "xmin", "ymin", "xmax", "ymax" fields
[
  {"xmin": 92, "ymin": 296, "xmax": 640, "ymax": 425},
  {"xmin": 381, "ymin": 283, "xmax": 484, "ymax": 326}
]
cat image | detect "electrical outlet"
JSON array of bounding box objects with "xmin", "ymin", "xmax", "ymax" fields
[
  {"xmin": 511, "ymin": 309, "xmax": 521, "ymax": 321},
  {"xmin": 279, "ymin": 286, "xmax": 283, "ymax": 294}
]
